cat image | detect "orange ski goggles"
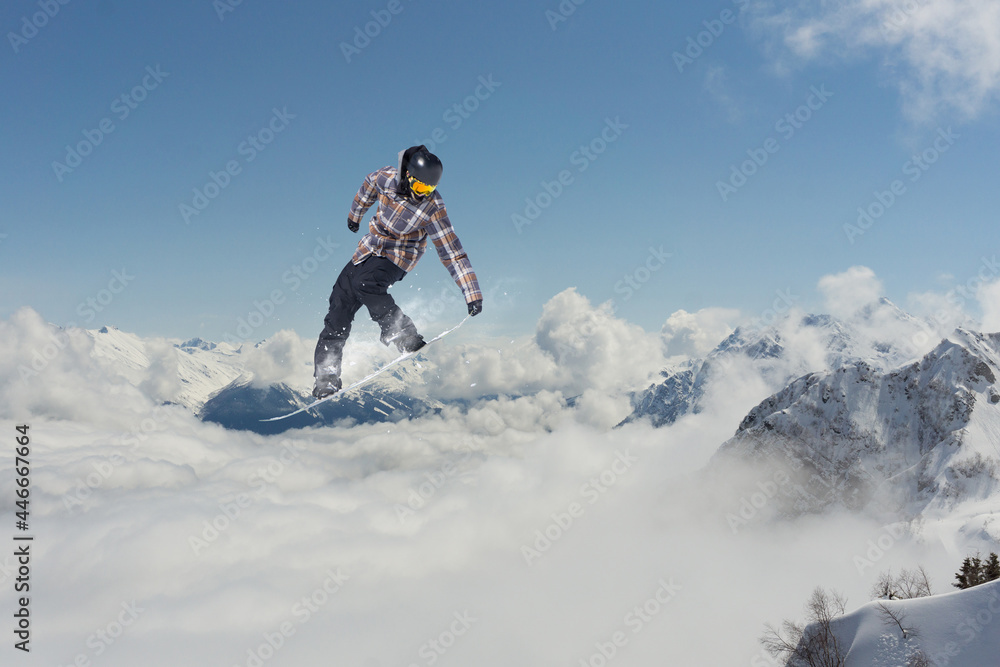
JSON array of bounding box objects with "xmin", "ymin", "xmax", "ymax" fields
[{"xmin": 408, "ymin": 176, "xmax": 436, "ymax": 196}]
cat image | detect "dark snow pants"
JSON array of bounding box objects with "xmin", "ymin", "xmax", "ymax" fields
[{"xmin": 313, "ymin": 256, "xmax": 418, "ymax": 379}]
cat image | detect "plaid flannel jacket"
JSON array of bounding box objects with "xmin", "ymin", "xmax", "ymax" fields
[{"xmin": 348, "ymin": 166, "xmax": 482, "ymax": 304}]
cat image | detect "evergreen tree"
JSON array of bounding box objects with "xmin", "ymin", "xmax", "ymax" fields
[
  {"xmin": 985, "ymin": 552, "xmax": 1000, "ymax": 583},
  {"xmin": 953, "ymin": 556, "xmax": 983, "ymax": 590},
  {"xmin": 953, "ymin": 553, "xmax": 1000, "ymax": 589}
]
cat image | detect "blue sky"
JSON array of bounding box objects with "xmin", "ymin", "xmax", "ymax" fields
[{"xmin": 3, "ymin": 0, "xmax": 999, "ymax": 342}]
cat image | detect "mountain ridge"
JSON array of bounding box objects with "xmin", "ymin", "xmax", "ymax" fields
[
  {"xmin": 710, "ymin": 328, "xmax": 1000, "ymax": 528},
  {"xmin": 620, "ymin": 297, "xmax": 932, "ymax": 428}
]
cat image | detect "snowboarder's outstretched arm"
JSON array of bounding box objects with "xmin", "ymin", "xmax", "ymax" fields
[
  {"xmin": 347, "ymin": 170, "xmax": 381, "ymax": 232},
  {"xmin": 425, "ymin": 201, "xmax": 482, "ymax": 308}
]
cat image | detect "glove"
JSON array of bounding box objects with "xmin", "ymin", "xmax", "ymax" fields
[
  {"xmin": 467, "ymin": 299, "xmax": 483, "ymax": 317},
  {"xmin": 348, "ymin": 217, "xmax": 359, "ymax": 233}
]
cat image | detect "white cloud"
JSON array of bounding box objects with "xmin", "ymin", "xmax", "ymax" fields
[
  {"xmin": 11, "ymin": 395, "xmax": 965, "ymax": 666},
  {"xmin": 907, "ymin": 288, "xmax": 968, "ymax": 329},
  {"xmin": 817, "ymin": 265, "xmax": 884, "ymax": 318},
  {"xmin": 906, "ymin": 276, "xmax": 987, "ymax": 343},
  {"xmin": 0, "ymin": 295, "xmax": 991, "ymax": 665},
  {"xmin": 532, "ymin": 288, "xmax": 667, "ymax": 394},
  {"xmin": 0, "ymin": 307, "xmax": 155, "ymax": 426},
  {"xmin": 977, "ymin": 279, "xmax": 1000, "ymax": 332},
  {"xmin": 427, "ymin": 289, "xmax": 667, "ymax": 402},
  {"xmin": 661, "ymin": 307, "xmax": 740, "ymax": 358},
  {"xmin": 137, "ymin": 338, "xmax": 183, "ymax": 402},
  {"xmin": 242, "ymin": 329, "xmax": 315, "ymax": 388},
  {"xmin": 426, "ymin": 335, "xmax": 561, "ymax": 399},
  {"xmin": 703, "ymin": 65, "xmax": 744, "ymax": 122},
  {"xmin": 749, "ymin": 0, "xmax": 1000, "ymax": 120}
]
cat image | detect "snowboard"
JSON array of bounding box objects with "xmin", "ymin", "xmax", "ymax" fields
[{"xmin": 261, "ymin": 315, "xmax": 470, "ymax": 423}]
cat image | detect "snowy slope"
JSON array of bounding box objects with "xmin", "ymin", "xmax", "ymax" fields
[
  {"xmin": 621, "ymin": 298, "xmax": 931, "ymax": 428},
  {"xmin": 812, "ymin": 580, "xmax": 1000, "ymax": 666},
  {"xmin": 80, "ymin": 323, "xmax": 451, "ymax": 432},
  {"xmin": 85, "ymin": 325, "xmax": 246, "ymax": 410},
  {"xmin": 199, "ymin": 373, "xmax": 443, "ymax": 435},
  {"xmin": 186, "ymin": 325, "xmax": 452, "ymax": 432},
  {"xmin": 713, "ymin": 329, "xmax": 1000, "ymax": 522}
]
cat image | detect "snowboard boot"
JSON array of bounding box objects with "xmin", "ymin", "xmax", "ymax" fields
[
  {"xmin": 313, "ymin": 337, "xmax": 346, "ymax": 399},
  {"xmin": 312, "ymin": 372, "xmax": 342, "ymax": 399},
  {"xmin": 395, "ymin": 332, "xmax": 426, "ymax": 353},
  {"xmin": 381, "ymin": 329, "xmax": 426, "ymax": 353},
  {"xmin": 377, "ymin": 309, "xmax": 426, "ymax": 353}
]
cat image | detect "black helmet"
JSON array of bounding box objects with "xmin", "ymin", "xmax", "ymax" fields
[{"xmin": 406, "ymin": 148, "xmax": 443, "ymax": 186}]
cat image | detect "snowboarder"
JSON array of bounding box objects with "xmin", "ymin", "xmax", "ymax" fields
[{"xmin": 311, "ymin": 145, "xmax": 483, "ymax": 399}]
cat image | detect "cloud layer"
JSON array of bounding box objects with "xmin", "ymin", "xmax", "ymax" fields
[
  {"xmin": 4, "ymin": 402, "xmax": 963, "ymax": 666},
  {"xmin": 3, "ymin": 268, "xmax": 999, "ymax": 665},
  {"xmin": 749, "ymin": 0, "xmax": 1000, "ymax": 120}
]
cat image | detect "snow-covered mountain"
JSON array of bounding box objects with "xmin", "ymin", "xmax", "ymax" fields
[
  {"xmin": 86, "ymin": 325, "xmax": 245, "ymax": 410},
  {"xmin": 620, "ymin": 298, "xmax": 932, "ymax": 428},
  {"xmin": 199, "ymin": 374, "xmax": 443, "ymax": 434},
  {"xmin": 82, "ymin": 323, "xmax": 449, "ymax": 434},
  {"xmin": 806, "ymin": 580, "xmax": 1000, "ymax": 666},
  {"xmin": 712, "ymin": 329, "xmax": 1000, "ymax": 524}
]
